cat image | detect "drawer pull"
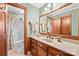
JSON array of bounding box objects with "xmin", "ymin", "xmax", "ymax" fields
[
  {"xmin": 57, "ymin": 55, "xmax": 60, "ymax": 56},
  {"xmin": 40, "ymin": 45, "xmax": 42, "ymax": 47}
]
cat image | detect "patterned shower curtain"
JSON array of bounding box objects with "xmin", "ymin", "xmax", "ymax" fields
[
  {"xmin": 8, "ymin": 12, "xmax": 24, "ymax": 53},
  {"xmin": 8, "ymin": 12, "xmax": 18, "ymax": 49}
]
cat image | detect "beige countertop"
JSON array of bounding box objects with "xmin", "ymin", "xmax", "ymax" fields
[{"xmin": 31, "ymin": 35, "xmax": 79, "ymax": 56}]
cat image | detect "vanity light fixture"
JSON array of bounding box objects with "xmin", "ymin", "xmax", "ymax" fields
[
  {"xmin": 53, "ymin": 3, "xmax": 57, "ymax": 7},
  {"xmin": 47, "ymin": 3, "xmax": 51, "ymax": 8},
  {"xmin": 44, "ymin": 7, "xmax": 48, "ymax": 11},
  {"xmin": 20, "ymin": 10, "xmax": 24, "ymax": 14}
]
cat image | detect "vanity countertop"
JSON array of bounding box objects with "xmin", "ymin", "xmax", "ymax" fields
[{"xmin": 30, "ymin": 35, "xmax": 79, "ymax": 56}]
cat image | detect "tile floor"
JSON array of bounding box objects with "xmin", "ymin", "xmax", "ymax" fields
[
  {"xmin": 8, "ymin": 48, "xmax": 32, "ymax": 56},
  {"xmin": 8, "ymin": 48, "xmax": 24, "ymax": 56}
]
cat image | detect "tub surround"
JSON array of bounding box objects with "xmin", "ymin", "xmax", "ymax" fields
[{"xmin": 30, "ymin": 35, "xmax": 79, "ymax": 56}]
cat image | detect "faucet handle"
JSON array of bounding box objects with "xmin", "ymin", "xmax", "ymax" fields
[{"xmin": 50, "ymin": 36, "xmax": 53, "ymax": 40}]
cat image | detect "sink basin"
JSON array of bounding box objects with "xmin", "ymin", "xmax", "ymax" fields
[{"xmin": 43, "ymin": 39, "xmax": 53, "ymax": 43}]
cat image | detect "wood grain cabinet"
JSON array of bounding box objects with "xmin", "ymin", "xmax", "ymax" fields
[
  {"xmin": 48, "ymin": 46, "xmax": 73, "ymax": 56},
  {"xmin": 31, "ymin": 47, "xmax": 37, "ymax": 56},
  {"xmin": 37, "ymin": 41, "xmax": 47, "ymax": 51},
  {"xmin": 37, "ymin": 46, "xmax": 47, "ymax": 56},
  {"xmin": 48, "ymin": 47, "xmax": 65, "ymax": 56},
  {"xmin": 37, "ymin": 41, "xmax": 47, "ymax": 56},
  {"xmin": 30, "ymin": 38, "xmax": 37, "ymax": 56},
  {"xmin": 30, "ymin": 38, "xmax": 73, "ymax": 56}
]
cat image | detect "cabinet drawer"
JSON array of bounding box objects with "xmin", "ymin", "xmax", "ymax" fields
[
  {"xmin": 31, "ymin": 39, "xmax": 37, "ymax": 44},
  {"xmin": 31, "ymin": 48, "xmax": 37, "ymax": 56},
  {"xmin": 31, "ymin": 43, "xmax": 37, "ymax": 49},
  {"xmin": 48, "ymin": 47, "xmax": 65, "ymax": 56},
  {"xmin": 37, "ymin": 41, "xmax": 47, "ymax": 51}
]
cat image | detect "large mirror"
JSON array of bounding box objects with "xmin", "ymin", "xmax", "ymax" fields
[
  {"xmin": 39, "ymin": 3, "xmax": 79, "ymax": 40},
  {"xmin": 39, "ymin": 15, "xmax": 52, "ymax": 34},
  {"xmin": 47, "ymin": 16, "xmax": 52, "ymax": 33},
  {"xmin": 48, "ymin": 8, "xmax": 79, "ymax": 36},
  {"xmin": 39, "ymin": 15, "xmax": 47, "ymax": 33}
]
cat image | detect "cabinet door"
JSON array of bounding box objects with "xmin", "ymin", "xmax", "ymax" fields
[
  {"xmin": 37, "ymin": 46, "xmax": 47, "ymax": 56},
  {"xmin": 48, "ymin": 47, "xmax": 65, "ymax": 56},
  {"xmin": 52, "ymin": 19, "xmax": 61, "ymax": 34},
  {"xmin": 61, "ymin": 16, "xmax": 71, "ymax": 35},
  {"xmin": 0, "ymin": 10, "xmax": 7, "ymax": 56},
  {"xmin": 31, "ymin": 39, "xmax": 37, "ymax": 56},
  {"xmin": 48, "ymin": 53, "xmax": 53, "ymax": 56},
  {"xmin": 48, "ymin": 53, "xmax": 61, "ymax": 56},
  {"xmin": 37, "ymin": 41, "xmax": 47, "ymax": 51},
  {"xmin": 31, "ymin": 47, "xmax": 37, "ymax": 56}
]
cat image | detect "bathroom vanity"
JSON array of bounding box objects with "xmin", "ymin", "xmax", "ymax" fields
[
  {"xmin": 29, "ymin": 4, "xmax": 79, "ymax": 56},
  {"xmin": 30, "ymin": 35, "xmax": 79, "ymax": 56}
]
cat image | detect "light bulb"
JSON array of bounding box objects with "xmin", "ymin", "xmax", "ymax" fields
[
  {"xmin": 44, "ymin": 8, "xmax": 47, "ymax": 11},
  {"xmin": 47, "ymin": 3, "xmax": 51, "ymax": 8},
  {"xmin": 53, "ymin": 3, "xmax": 57, "ymax": 7}
]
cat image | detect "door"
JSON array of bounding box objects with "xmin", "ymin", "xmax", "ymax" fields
[
  {"xmin": 61, "ymin": 16, "xmax": 71, "ymax": 35},
  {"xmin": 0, "ymin": 3, "xmax": 7, "ymax": 56},
  {"xmin": 0, "ymin": 10, "xmax": 7, "ymax": 56},
  {"xmin": 52, "ymin": 19, "xmax": 61, "ymax": 34}
]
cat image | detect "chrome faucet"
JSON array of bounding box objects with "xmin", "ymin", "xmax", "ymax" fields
[{"xmin": 47, "ymin": 35, "xmax": 53, "ymax": 40}]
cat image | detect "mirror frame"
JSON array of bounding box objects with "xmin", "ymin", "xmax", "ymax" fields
[{"xmin": 39, "ymin": 15, "xmax": 48, "ymax": 33}]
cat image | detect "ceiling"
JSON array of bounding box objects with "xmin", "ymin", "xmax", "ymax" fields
[
  {"xmin": 30, "ymin": 3, "xmax": 45, "ymax": 8},
  {"xmin": 49, "ymin": 3, "xmax": 79, "ymax": 16}
]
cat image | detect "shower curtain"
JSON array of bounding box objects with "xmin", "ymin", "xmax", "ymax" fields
[{"xmin": 8, "ymin": 12, "xmax": 24, "ymax": 54}]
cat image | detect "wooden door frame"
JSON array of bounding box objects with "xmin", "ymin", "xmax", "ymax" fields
[{"xmin": 7, "ymin": 3, "xmax": 28, "ymax": 55}]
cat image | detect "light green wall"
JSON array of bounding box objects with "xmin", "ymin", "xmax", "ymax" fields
[
  {"xmin": 26, "ymin": 4, "xmax": 39, "ymax": 36},
  {"xmin": 71, "ymin": 9, "xmax": 79, "ymax": 36},
  {"xmin": 26, "ymin": 3, "xmax": 79, "ymax": 36}
]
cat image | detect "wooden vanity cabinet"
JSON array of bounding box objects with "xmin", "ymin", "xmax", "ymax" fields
[
  {"xmin": 37, "ymin": 46, "xmax": 47, "ymax": 56},
  {"xmin": 48, "ymin": 47, "xmax": 65, "ymax": 56},
  {"xmin": 31, "ymin": 46, "xmax": 37, "ymax": 56},
  {"xmin": 48, "ymin": 46, "xmax": 73, "ymax": 56},
  {"xmin": 30, "ymin": 38, "xmax": 48, "ymax": 56},
  {"xmin": 37, "ymin": 41, "xmax": 48, "ymax": 56},
  {"xmin": 30, "ymin": 38, "xmax": 73, "ymax": 56},
  {"xmin": 37, "ymin": 41, "xmax": 47, "ymax": 51},
  {"xmin": 30, "ymin": 38, "xmax": 37, "ymax": 56}
]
